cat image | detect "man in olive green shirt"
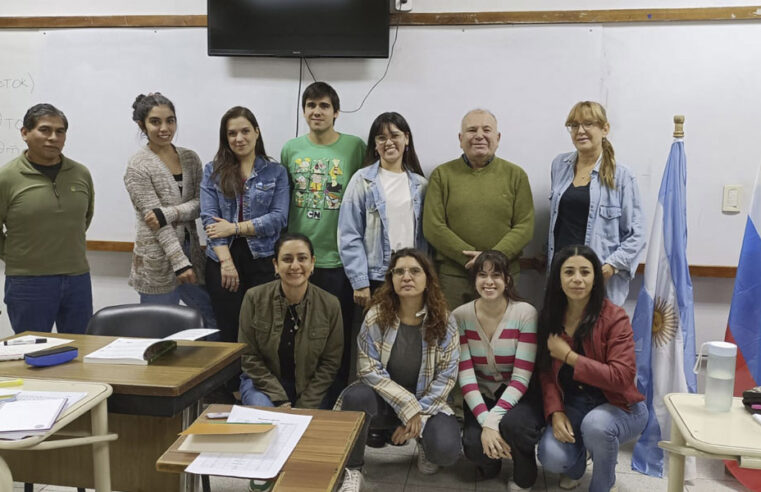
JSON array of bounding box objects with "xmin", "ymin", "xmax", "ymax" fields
[
  {"xmin": 423, "ymin": 109, "xmax": 534, "ymax": 309},
  {"xmin": 0, "ymin": 103, "xmax": 94, "ymax": 333}
]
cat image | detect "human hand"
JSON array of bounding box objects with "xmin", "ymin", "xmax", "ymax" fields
[
  {"xmin": 278, "ymin": 401, "xmax": 292, "ymax": 409},
  {"xmin": 353, "ymin": 288, "xmax": 371, "ymax": 306},
  {"xmin": 144, "ymin": 211, "xmax": 160, "ymax": 231},
  {"xmin": 548, "ymin": 334, "xmax": 573, "ymax": 361},
  {"xmin": 206, "ymin": 217, "xmax": 236, "ymax": 239},
  {"xmin": 220, "ymin": 259, "xmax": 239, "ymax": 292},
  {"xmin": 551, "ymin": 411, "xmax": 575, "ymax": 443},
  {"xmin": 463, "ymin": 250, "xmax": 482, "ymax": 270},
  {"xmin": 602, "ymin": 264, "xmax": 616, "ymax": 280},
  {"xmin": 177, "ymin": 269, "xmax": 197, "ymax": 285},
  {"xmin": 481, "ymin": 427, "xmax": 511, "ymax": 460}
]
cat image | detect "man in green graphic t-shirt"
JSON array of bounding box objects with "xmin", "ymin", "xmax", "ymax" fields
[{"xmin": 280, "ymin": 81, "xmax": 365, "ymax": 398}]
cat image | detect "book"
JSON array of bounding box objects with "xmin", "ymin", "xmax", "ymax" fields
[{"xmin": 83, "ymin": 328, "xmax": 219, "ymax": 366}]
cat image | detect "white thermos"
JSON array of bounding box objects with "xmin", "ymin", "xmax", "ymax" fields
[{"xmin": 694, "ymin": 341, "xmax": 737, "ymax": 412}]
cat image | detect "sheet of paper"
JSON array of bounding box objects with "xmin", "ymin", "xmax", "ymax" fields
[
  {"xmin": 0, "ymin": 337, "xmax": 73, "ymax": 361},
  {"xmin": 0, "ymin": 397, "xmax": 66, "ymax": 432},
  {"xmin": 0, "ymin": 391, "xmax": 87, "ymax": 440},
  {"xmin": 185, "ymin": 405, "xmax": 312, "ymax": 479},
  {"xmin": 178, "ymin": 431, "xmax": 275, "ymax": 454},
  {"xmin": 163, "ymin": 328, "xmax": 219, "ymax": 341},
  {"xmin": 181, "ymin": 421, "xmax": 274, "ymax": 435},
  {"xmin": 83, "ymin": 338, "xmax": 156, "ymax": 361}
]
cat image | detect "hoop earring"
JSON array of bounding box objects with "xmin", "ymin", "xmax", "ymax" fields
[{"xmin": 274, "ymin": 272, "xmax": 280, "ymax": 279}]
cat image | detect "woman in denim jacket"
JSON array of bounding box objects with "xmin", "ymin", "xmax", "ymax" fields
[
  {"xmin": 547, "ymin": 102, "xmax": 645, "ymax": 306},
  {"xmin": 338, "ymin": 112, "xmax": 428, "ymax": 308},
  {"xmin": 200, "ymin": 106, "xmax": 289, "ymax": 342}
]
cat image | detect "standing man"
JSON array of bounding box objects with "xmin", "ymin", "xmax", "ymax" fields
[
  {"xmin": 280, "ymin": 82, "xmax": 365, "ymax": 395},
  {"xmin": 424, "ymin": 109, "xmax": 534, "ymax": 310},
  {"xmin": 0, "ymin": 103, "xmax": 95, "ymax": 333}
]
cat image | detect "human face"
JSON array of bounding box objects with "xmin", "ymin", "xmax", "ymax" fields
[
  {"xmin": 374, "ymin": 123, "xmax": 409, "ymax": 168},
  {"xmin": 303, "ymin": 96, "xmax": 337, "ymax": 134},
  {"xmin": 560, "ymin": 255, "xmax": 595, "ymax": 303},
  {"xmin": 459, "ymin": 111, "xmax": 500, "ymax": 167},
  {"xmin": 21, "ymin": 115, "xmax": 67, "ymax": 165},
  {"xmin": 391, "ymin": 256, "xmax": 427, "ymax": 300},
  {"xmin": 141, "ymin": 105, "xmax": 176, "ymax": 151},
  {"xmin": 475, "ymin": 261, "xmax": 506, "ymax": 301},
  {"xmin": 226, "ymin": 116, "xmax": 260, "ymax": 162},
  {"xmin": 567, "ymin": 110, "xmax": 609, "ymax": 155},
  {"xmin": 273, "ymin": 240, "xmax": 315, "ymax": 291}
]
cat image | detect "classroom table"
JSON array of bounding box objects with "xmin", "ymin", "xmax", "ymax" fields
[
  {"xmin": 0, "ymin": 378, "xmax": 116, "ymax": 492},
  {"xmin": 0, "ymin": 331, "xmax": 245, "ymax": 492},
  {"xmin": 156, "ymin": 404, "xmax": 365, "ymax": 492},
  {"xmin": 658, "ymin": 393, "xmax": 761, "ymax": 492}
]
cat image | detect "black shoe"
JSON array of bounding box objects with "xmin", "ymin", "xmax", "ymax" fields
[{"xmin": 366, "ymin": 430, "xmax": 386, "ymax": 448}]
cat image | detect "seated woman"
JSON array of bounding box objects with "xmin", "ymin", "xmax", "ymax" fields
[
  {"xmin": 454, "ymin": 250, "xmax": 543, "ymax": 491},
  {"xmin": 200, "ymin": 106, "xmax": 289, "ymax": 343},
  {"xmin": 536, "ymin": 245, "xmax": 647, "ymax": 492},
  {"xmin": 238, "ymin": 233, "xmax": 343, "ymax": 409},
  {"xmin": 337, "ymin": 249, "xmax": 460, "ymax": 492}
]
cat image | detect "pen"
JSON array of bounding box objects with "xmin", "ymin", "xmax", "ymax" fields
[
  {"xmin": 0, "ymin": 378, "xmax": 23, "ymax": 388},
  {"xmin": 3, "ymin": 338, "xmax": 47, "ymax": 346}
]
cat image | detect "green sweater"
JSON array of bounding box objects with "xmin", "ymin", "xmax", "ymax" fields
[
  {"xmin": 423, "ymin": 156, "xmax": 534, "ymax": 277},
  {"xmin": 0, "ymin": 153, "xmax": 94, "ymax": 276}
]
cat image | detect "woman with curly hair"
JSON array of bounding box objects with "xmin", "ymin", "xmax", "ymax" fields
[{"xmin": 336, "ymin": 248, "xmax": 460, "ymax": 492}]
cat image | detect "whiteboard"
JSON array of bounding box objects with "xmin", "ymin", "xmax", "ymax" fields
[{"xmin": 0, "ymin": 23, "xmax": 757, "ymax": 265}]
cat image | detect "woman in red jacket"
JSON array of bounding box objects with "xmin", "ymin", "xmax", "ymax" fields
[{"xmin": 536, "ymin": 245, "xmax": 647, "ymax": 492}]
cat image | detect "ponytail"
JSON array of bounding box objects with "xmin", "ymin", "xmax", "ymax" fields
[{"xmin": 600, "ymin": 136, "xmax": 616, "ymax": 189}]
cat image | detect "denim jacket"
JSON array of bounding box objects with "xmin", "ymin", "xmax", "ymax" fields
[
  {"xmin": 200, "ymin": 156, "xmax": 289, "ymax": 262},
  {"xmin": 547, "ymin": 152, "xmax": 646, "ymax": 305},
  {"xmin": 337, "ymin": 162, "xmax": 428, "ymax": 290}
]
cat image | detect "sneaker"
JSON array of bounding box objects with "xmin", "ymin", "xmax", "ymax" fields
[
  {"xmin": 248, "ymin": 479, "xmax": 274, "ymax": 492},
  {"xmin": 507, "ymin": 480, "xmax": 532, "ymax": 491},
  {"xmin": 416, "ymin": 441, "xmax": 439, "ymax": 475},
  {"xmin": 338, "ymin": 468, "xmax": 364, "ymax": 492},
  {"xmin": 558, "ymin": 475, "xmax": 581, "ymax": 490}
]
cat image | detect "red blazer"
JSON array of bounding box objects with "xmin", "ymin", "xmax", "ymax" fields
[{"xmin": 540, "ymin": 299, "xmax": 644, "ymax": 421}]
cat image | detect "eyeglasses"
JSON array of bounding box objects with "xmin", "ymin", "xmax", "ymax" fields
[
  {"xmin": 374, "ymin": 133, "xmax": 406, "ymax": 145},
  {"xmin": 566, "ymin": 121, "xmax": 598, "ymax": 133},
  {"xmin": 391, "ymin": 267, "xmax": 424, "ymax": 277}
]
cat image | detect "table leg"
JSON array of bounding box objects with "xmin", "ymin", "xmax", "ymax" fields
[
  {"xmin": 667, "ymin": 422, "xmax": 686, "ymax": 492},
  {"xmin": 180, "ymin": 401, "xmax": 202, "ymax": 492},
  {"xmin": 0, "ymin": 456, "xmax": 12, "ymax": 492},
  {"xmin": 91, "ymin": 400, "xmax": 112, "ymax": 492}
]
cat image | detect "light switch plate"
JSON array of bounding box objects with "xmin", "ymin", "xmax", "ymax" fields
[
  {"xmin": 394, "ymin": 0, "xmax": 412, "ymax": 12},
  {"xmin": 722, "ymin": 184, "xmax": 742, "ymax": 213}
]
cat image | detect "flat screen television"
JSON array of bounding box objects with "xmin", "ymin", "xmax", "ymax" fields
[{"xmin": 208, "ymin": 0, "xmax": 390, "ymax": 58}]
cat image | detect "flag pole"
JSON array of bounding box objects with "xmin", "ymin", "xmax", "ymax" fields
[{"xmin": 673, "ymin": 115, "xmax": 684, "ymax": 138}]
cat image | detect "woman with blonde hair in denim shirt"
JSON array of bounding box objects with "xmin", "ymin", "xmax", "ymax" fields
[
  {"xmin": 201, "ymin": 106, "xmax": 289, "ymax": 342},
  {"xmin": 338, "ymin": 112, "xmax": 428, "ymax": 309},
  {"xmin": 547, "ymin": 101, "xmax": 645, "ymax": 306}
]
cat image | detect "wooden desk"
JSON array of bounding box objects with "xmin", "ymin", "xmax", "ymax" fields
[
  {"xmin": 0, "ymin": 378, "xmax": 115, "ymax": 492},
  {"xmin": 0, "ymin": 332, "xmax": 245, "ymax": 492},
  {"xmin": 157, "ymin": 404, "xmax": 365, "ymax": 492},
  {"xmin": 659, "ymin": 393, "xmax": 761, "ymax": 492}
]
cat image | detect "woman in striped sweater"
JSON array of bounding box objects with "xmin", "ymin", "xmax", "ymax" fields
[{"xmin": 453, "ymin": 250, "xmax": 544, "ymax": 491}]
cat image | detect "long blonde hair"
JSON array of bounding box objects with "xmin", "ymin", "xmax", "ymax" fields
[{"xmin": 565, "ymin": 101, "xmax": 616, "ymax": 189}]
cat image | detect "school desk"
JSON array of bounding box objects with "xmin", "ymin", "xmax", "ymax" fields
[
  {"xmin": 0, "ymin": 331, "xmax": 245, "ymax": 491},
  {"xmin": 0, "ymin": 377, "xmax": 115, "ymax": 492},
  {"xmin": 156, "ymin": 404, "xmax": 365, "ymax": 492},
  {"xmin": 659, "ymin": 393, "xmax": 761, "ymax": 492}
]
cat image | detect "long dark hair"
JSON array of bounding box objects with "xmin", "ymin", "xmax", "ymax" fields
[
  {"xmin": 536, "ymin": 245, "xmax": 606, "ymax": 370},
  {"xmin": 367, "ymin": 249, "xmax": 448, "ymax": 344},
  {"xmin": 363, "ymin": 112, "xmax": 424, "ymax": 177},
  {"xmin": 212, "ymin": 106, "xmax": 268, "ymax": 198},
  {"xmin": 470, "ymin": 250, "xmax": 523, "ymax": 303}
]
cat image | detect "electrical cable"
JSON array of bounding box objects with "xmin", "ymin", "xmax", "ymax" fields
[{"xmin": 295, "ymin": 57, "xmax": 304, "ymax": 137}]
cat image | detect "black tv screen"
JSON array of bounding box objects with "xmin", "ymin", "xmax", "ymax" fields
[{"xmin": 208, "ymin": 0, "xmax": 390, "ymax": 58}]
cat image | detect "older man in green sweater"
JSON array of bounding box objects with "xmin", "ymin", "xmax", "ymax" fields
[{"xmin": 423, "ymin": 109, "xmax": 534, "ymax": 309}]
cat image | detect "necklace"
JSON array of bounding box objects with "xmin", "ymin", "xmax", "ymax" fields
[{"xmin": 287, "ymin": 305, "xmax": 300, "ymax": 331}]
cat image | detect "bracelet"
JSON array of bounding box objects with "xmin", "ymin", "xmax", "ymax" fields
[
  {"xmin": 234, "ymin": 222, "xmax": 240, "ymax": 236},
  {"xmin": 563, "ymin": 350, "xmax": 573, "ymax": 364}
]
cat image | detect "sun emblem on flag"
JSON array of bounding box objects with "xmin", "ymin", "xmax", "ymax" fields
[{"xmin": 652, "ymin": 297, "xmax": 678, "ymax": 348}]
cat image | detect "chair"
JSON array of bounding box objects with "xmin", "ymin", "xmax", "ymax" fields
[{"xmin": 86, "ymin": 303, "xmax": 204, "ymax": 337}]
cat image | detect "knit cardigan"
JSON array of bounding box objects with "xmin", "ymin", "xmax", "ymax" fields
[{"xmin": 124, "ymin": 145, "xmax": 205, "ymax": 294}]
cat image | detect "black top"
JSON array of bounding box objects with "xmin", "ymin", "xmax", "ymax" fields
[
  {"xmin": 30, "ymin": 160, "xmax": 62, "ymax": 182},
  {"xmin": 559, "ymin": 341, "xmax": 607, "ymax": 404},
  {"xmin": 173, "ymin": 173, "xmax": 183, "ymax": 193},
  {"xmin": 554, "ymin": 182, "xmax": 590, "ymax": 252},
  {"xmin": 278, "ymin": 302, "xmax": 300, "ymax": 404},
  {"xmin": 386, "ymin": 322, "xmax": 423, "ymax": 395}
]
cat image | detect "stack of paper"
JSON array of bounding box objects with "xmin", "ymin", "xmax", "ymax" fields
[
  {"xmin": 0, "ymin": 391, "xmax": 86, "ymax": 440},
  {"xmin": 185, "ymin": 406, "xmax": 312, "ymax": 479},
  {"xmin": 84, "ymin": 328, "xmax": 220, "ymax": 365},
  {"xmin": 0, "ymin": 398, "xmax": 66, "ymax": 439},
  {"xmin": 178, "ymin": 420, "xmax": 276, "ymax": 454}
]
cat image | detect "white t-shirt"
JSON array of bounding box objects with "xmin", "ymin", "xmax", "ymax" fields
[{"xmin": 378, "ymin": 167, "xmax": 415, "ymax": 251}]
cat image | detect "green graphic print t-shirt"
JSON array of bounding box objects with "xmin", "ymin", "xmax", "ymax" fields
[{"xmin": 281, "ymin": 133, "xmax": 365, "ymax": 268}]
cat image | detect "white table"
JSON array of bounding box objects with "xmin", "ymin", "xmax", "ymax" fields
[
  {"xmin": 659, "ymin": 393, "xmax": 761, "ymax": 492},
  {"xmin": 0, "ymin": 377, "xmax": 117, "ymax": 492}
]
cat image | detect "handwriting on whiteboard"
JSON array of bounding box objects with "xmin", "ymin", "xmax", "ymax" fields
[{"xmin": 0, "ymin": 73, "xmax": 35, "ymax": 94}]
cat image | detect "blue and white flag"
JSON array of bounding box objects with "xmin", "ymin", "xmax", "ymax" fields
[{"xmin": 631, "ymin": 138, "xmax": 697, "ymax": 477}]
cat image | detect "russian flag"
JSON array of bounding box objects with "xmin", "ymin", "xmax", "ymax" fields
[
  {"xmin": 723, "ymin": 165, "xmax": 761, "ymax": 490},
  {"xmin": 631, "ymin": 138, "xmax": 697, "ymax": 478}
]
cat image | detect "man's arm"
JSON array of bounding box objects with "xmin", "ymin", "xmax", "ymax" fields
[
  {"xmin": 492, "ymin": 168, "xmax": 534, "ymax": 259},
  {"xmin": 422, "ymin": 166, "xmax": 474, "ymax": 265}
]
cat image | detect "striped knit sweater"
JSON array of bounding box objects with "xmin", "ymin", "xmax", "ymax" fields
[{"xmin": 453, "ymin": 299, "xmax": 538, "ymax": 430}]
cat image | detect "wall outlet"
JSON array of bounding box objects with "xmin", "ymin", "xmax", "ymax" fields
[
  {"xmin": 393, "ymin": 0, "xmax": 412, "ymax": 12},
  {"xmin": 722, "ymin": 184, "xmax": 742, "ymax": 213}
]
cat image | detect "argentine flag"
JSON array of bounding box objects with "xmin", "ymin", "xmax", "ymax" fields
[{"xmin": 631, "ymin": 138, "xmax": 697, "ymax": 477}]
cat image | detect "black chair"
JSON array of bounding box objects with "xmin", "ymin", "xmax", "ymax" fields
[{"xmin": 86, "ymin": 303, "xmax": 205, "ymax": 337}]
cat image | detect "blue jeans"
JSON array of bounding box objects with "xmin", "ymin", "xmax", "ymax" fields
[
  {"xmin": 140, "ymin": 284, "xmax": 217, "ymax": 329},
  {"xmin": 538, "ymin": 396, "xmax": 648, "ymax": 492},
  {"xmin": 239, "ymin": 374, "xmax": 333, "ymax": 409},
  {"xmin": 4, "ymin": 273, "xmax": 93, "ymax": 334}
]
